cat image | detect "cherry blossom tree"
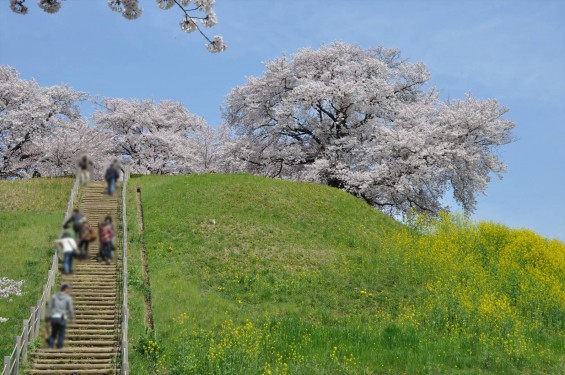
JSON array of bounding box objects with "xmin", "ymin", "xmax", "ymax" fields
[
  {"xmin": 0, "ymin": 277, "xmax": 23, "ymax": 323},
  {"xmin": 185, "ymin": 122, "xmax": 229, "ymax": 173},
  {"xmin": 93, "ymin": 97, "xmax": 218, "ymax": 174},
  {"xmin": 222, "ymin": 42, "xmax": 515, "ymax": 215},
  {"xmin": 0, "ymin": 66, "xmax": 88, "ymax": 178},
  {"xmin": 34, "ymin": 119, "xmax": 114, "ymax": 177},
  {"xmin": 9, "ymin": 0, "xmax": 227, "ymax": 53}
]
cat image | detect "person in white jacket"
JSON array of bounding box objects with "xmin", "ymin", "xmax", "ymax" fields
[
  {"xmin": 48, "ymin": 283, "xmax": 75, "ymax": 349},
  {"xmin": 55, "ymin": 233, "xmax": 78, "ymax": 274}
]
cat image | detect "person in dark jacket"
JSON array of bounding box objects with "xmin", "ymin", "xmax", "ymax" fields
[
  {"xmin": 48, "ymin": 283, "xmax": 75, "ymax": 349},
  {"xmin": 104, "ymin": 161, "xmax": 120, "ymax": 196},
  {"xmin": 62, "ymin": 209, "xmax": 86, "ymax": 240}
]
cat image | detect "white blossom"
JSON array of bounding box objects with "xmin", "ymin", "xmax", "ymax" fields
[
  {"xmin": 180, "ymin": 15, "xmax": 198, "ymax": 33},
  {"xmin": 10, "ymin": 0, "xmax": 225, "ymax": 53},
  {"xmin": 222, "ymin": 42, "xmax": 515, "ymax": 215},
  {"xmin": 0, "ymin": 277, "xmax": 24, "ymax": 323},
  {"xmin": 122, "ymin": 6, "xmax": 143, "ymax": 20},
  {"xmin": 34, "ymin": 119, "xmax": 114, "ymax": 178},
  {"xmin": 0, "ymin": 66, "xmax": 88, "ymax": 178},
  {"xmin": 108, "ymin": 0, "xmax": 123, "ymax": 13},
  {"xmin": 121, "ymin": 0, "xmax": 138, "ymax": 9},
  {"xmin": 37, "ymin": 0, "xmax": 61, "ymax": 14},
  {"xmin": 157, "ymin": 0, "xmax": 175, "ymax": 10},
  {"xmin": 207, "ymin": 35, "xmax": 227, "ymax": 53},
  {"xmin": 195, "ymin": 0, "xmax": 215, "ymax": 13},
  {"xmin": 93, "ymin": 98, "xmax": 219, "ymax": 174},
  {"xmin": 121, "ymin": 0, "xmax": 142, "ymax": 20},
  {"xmin": 201, "ymin": 9, "xmax": 217, "ymax": 27},
  {"xmin": 10, "ymin": 0, "xmax": 28, "ymax": 14}
]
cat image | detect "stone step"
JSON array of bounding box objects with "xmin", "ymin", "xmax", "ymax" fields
[
  {"xmin": 67, "ymin": 320, "xmax": 116, "ymax": 327},
  {"xmin": 33, "ymin": 358, "xmax": 112, "ymax": 364},
  {"xmin": 73, "ymin": 268, "xmax": 118, "ymax": 273},
  {"xmin": 27, "ymin": 370, "xmax": 113, "ymax": 374},
  {"xmin": 80, "ymin": 207, "xmax": 116, "ymax": 210},
  {"xmin": 33, "ymin": 362, "xmax": 113, "ymax": 370},
  {"xmin": 66, "ymin": 329, "xmax": 115, "ymax": 335},
  {"xmin": 73, "ymin": 264, "xmax": 117, "ymax": 268},
  {"xmin": 74, "ymin": 316, "xmax": 116, "ymax": 322},
  {"xmin": 72, "ymin": 291, "xmax": 117, "ymax": 296},
  {"xmin": 68, "ymin": 270, "xmax": 117, "ymax": 274},
  {"xmin": 65, "ymin": 274, "xmax": 117, "ymax": 278},
  {"xmin": 73, "ymin": 298, "xmax": 117, "ymax": 303},
  {"xmin": 64, "ymin": 334, "xmax": 115, "ymax": 340},
  {"xmin": 75, "ymin": 309, "xmax": 116, "ymax": 315},
  {"xmin": 75, "ymin": 306, "xmax": 117, "ymax": 311},
  {"xmin": 74, "ymin": 303, "xmax": 115, "ymax": 312},
  {"xmin": 65, "ymin": 340, "xmax": 116, "ymax": 346},
  {"xmin": 72, "ymin": 299, "xmax": 116, "ymax": 304},
  {"xmin": 73, "ymin": 304, "xmax": 116, "ymax": 309},
  {"xmin": 34, "ymin": 347, "xmax": 116, "ymax": 354},
  {"xmin": 62, "ymin": 280, "xmax": 117, "ymax": 285},
  {"xmin": 71, "ymin": 288, "xmax": 117, "ymax": 293},
  {"xmin": 69, "ymin": 289, "xmax": 117, "ymax": 294}
]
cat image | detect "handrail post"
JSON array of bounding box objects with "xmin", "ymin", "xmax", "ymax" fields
[
  {"xmin": 21, "ymin": 320, "xmax": 29, "ymax": 365},
  {"xmin": 3, "ymin": 356, "xmax": 10, "ymax": 375},
  {"xmin": 34, "ymin": 301, "xmax": 41, "ymax": 338},
  {"xmin": 29, "ymin": 307, "xmax": 36, "ymax": 341},
  {"xmin": 13, "ymin": 336, "xmax": 21, "ymax": 373}
]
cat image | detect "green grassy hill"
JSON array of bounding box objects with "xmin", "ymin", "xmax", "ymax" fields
[
  {"xmin": 126, "ymin": 174, "xmax": 565, "ymax": 374},
  {"xmin": 0, "ymin": 177, "xmax": 74, "ymax": 357}
]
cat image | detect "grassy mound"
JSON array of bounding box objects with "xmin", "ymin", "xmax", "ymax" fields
[
  {"xmin": 0, "ymin": 177, "xmax": 74, "ymax": 357},
  {"xmin": 122, "ymin": 174, "xmax": 563, "ymax": 374}
]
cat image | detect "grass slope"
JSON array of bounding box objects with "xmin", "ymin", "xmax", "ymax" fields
[
  {"xmin": 123, "ymin": 174, "xmax": 564, "ymax": 374},
  {"xmin": 0, "ymin": 177, "xmax": 74, "ymax": 357}
]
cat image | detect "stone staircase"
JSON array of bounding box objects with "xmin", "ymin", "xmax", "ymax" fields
[{"xmin": 27, "ymin": 181, "xmax": 122, "ymax": 374}]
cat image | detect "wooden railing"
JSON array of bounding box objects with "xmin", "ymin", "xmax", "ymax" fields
[
  {"xmin": 120, "ymin": 169, "xmax": 130, "ymax": 375},
  {"xmin": 2, "ymin": 177, "xmax": 80, "ymax": 375}
]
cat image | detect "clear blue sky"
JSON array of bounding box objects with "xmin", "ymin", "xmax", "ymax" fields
[{"xmin": 1, "ymin": 0, "xmax": 564, "ymax": 241}]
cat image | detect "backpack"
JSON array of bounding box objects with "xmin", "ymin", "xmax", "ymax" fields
[{"xmin": 99, "ymin": 224, "xmax": 113, "ymax": 244}]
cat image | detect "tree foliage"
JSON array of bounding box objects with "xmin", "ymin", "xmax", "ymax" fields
[
  {"xmin": 93, "ymin": 97, "xmax": 220, "ymax": 174},
  {"xmin": 222, "ymin": 42, "xmax": 515, "ymax": 215},
  {"xmin": 0, "ymin": 66, "xmax": 88, "ymax": 178},
  {"xmin": 9, "ymin": 0, "xmax": 226, "ymax": 52},
  {"xmin": 34, "ymin": 119, "xmax": 113, "ymax": 177},
  {"xmin": 1, "ymin": 65, "xmax": 221, "ymax": 178}
]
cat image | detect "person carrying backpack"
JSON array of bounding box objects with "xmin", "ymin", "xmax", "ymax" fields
[
  {"xmin": 47, "ymin": 283, "xmax": 75, "ymax": 349},
  {"xmin": 98, "ymin": 215, "xmax": 114, "ymax": 264},
  {"xmin": 78, "ymin": 221, "xmax": 97, "ymax": 260}
]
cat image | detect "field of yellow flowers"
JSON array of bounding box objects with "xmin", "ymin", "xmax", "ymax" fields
[{"xmin": 126, "ymin": 174, "xmax": 564, "ymax": 374}]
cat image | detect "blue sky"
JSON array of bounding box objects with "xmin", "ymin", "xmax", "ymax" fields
[{"xmin": 1, "ymin": 0, "xmax": 564, "ymax": 240}]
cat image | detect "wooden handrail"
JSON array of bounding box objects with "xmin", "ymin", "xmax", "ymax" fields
[
  {"xmin": 120, "ymin": 168, "xmax": 130, "ymax": 375},
  {"xmin": 2, "ymin": 177, "xmax": 79, "ymax": 375}
]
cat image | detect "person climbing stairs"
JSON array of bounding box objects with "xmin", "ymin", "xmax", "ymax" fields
[{"xmin": 27, "ymin": 181, "xmax": 123, "ymax": 375}]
